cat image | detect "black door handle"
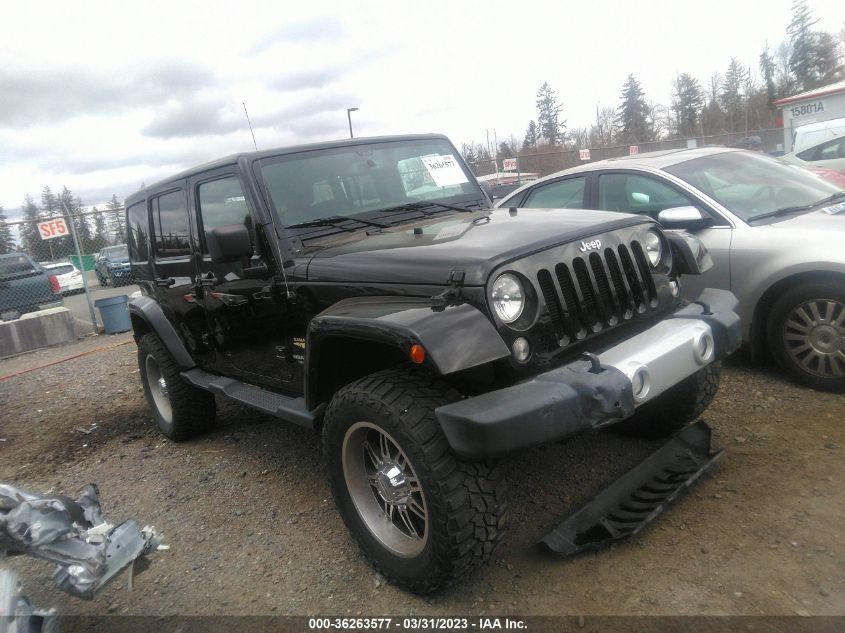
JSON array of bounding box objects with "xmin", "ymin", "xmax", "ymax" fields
[{"xmin": 155, "ymin": 277, "xmax": 176, "ymax": 288}]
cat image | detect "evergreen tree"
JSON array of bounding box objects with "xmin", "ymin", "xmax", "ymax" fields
[
  {"xmin": 616, "ymin": 74, "xmax": 651, "ymax": 143},
  {"xmin": 700, "ymin": 73, "xmax": 725, "ymax": 135},
  {"xmin": 0, "ymin": 206, "xmax": 15, "ymax": 255},
  {"xmin": 522, "ymin": 120, "xmax": 538, "ymax": 150},
  {"xmin": 814, "ymin": 31, "xmax": 841, "ymax": 83},
  {"xmin": 535, "ymin": 83, "xmax": 566, "ymax": 146},
  {"xmin": 671, "ymin": 73, "xmax": 705, "ymax": 137},
  {"xmin": 721, "ymin": 58, "xmax": 747, "ymax": 132},
  {"xmin": 106, "ymin": 194, "xmax": 126, "ymax": 244},
  {"xmin": 40, "ymin": 186, "xmax": 59, "ymax": 217},
  {"xmin": 91, "ymin": 206, "xmax": 110, "ymax": 252},
  {"xmin": 497, "ymin": 141, "xmax": 515, "ymax": 158},
  {"xmin": 759, "ymin": 45, "xmax": 778, "ymax": 110},
  {"xmin": 787, "ymin": 0, "xmax": 819, "ymax": 90},
  {"xmin": 20, "ymin": 195, "xmax": 50, "ymax": 262}
]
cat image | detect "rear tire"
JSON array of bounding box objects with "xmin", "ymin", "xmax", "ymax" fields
[
  {"xmin": 322, "ymin": 368, "xmax": 507, "ymax": 594},
  {"xmin": 615, "ymin": 364, "xmax": 720, "ymax": 438},
  {"xmin": 766, "ymin": 281, "xmax": 845, "ymax": 392},
  {"xmin": 138, "ymin": 333, "xmax": 215, "ymax": 440}
]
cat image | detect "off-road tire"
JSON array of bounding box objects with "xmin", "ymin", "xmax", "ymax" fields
[
  {"xmin": 615, "ymin": 363, "xmax": 720, "ymax": 438},
  {"xmin": 322, "ymin": 368, "xmax": 507, "ymax": 594},
  {"xmin": 138, "ymin": 333, "xmax": 215, "ymax": 440},
  {"xmin": 766, "ymin": 280, "xmax": 845, "ymax": 392}
]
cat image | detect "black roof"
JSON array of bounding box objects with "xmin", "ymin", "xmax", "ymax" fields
[{"xmin": 126, "ymin": 133, "xmax": 450, "ymax": 203}]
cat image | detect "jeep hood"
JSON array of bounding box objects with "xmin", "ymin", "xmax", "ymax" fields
[{"xmin": 303, "ymin": 207, "xmax": 648, "ymax": 285}]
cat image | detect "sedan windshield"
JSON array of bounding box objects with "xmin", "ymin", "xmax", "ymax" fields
[
  {"xmin": 256, "ymin": 139, "xmax": 483, "ymax": 228},
  {"xmin": 664, "ymin": 151, "xmax": 842, "ymax": 221}
]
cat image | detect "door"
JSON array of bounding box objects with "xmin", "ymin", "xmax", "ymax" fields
[
  {"xmin": 148, "ymin": 185, "xmax": 209, "ymax": 361},
  {"xmin": 592, "ymin": 171, "xmax": 733, "ymax": 299},
  {"xmin": 190, "ymin": 170, "xmax": 303, "ymax": 393}
]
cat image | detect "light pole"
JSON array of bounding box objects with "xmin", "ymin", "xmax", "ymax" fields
[{"xmin": 347, "ymin": 107, "xmax": 358, "ymax": 138}]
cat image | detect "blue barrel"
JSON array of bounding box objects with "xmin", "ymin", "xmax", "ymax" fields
[{"xmin": 94, "ymin": 295, "xmax": 132, "ymax": 334}]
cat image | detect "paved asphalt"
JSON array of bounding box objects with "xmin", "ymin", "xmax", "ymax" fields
[{"xmin": 61, "ymin": 271, "xmax": 139, "ymax": 329}]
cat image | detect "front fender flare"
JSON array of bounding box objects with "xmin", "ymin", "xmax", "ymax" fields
[
  {"xmin": 306, "ymin": 296, "xmax": 510, "ymax": 405},
  {"xmin": 128, "ymin": 296, "xmax": 195, "ymax": 369}
]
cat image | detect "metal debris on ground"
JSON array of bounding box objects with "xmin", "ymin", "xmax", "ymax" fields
[{"xmin": 0, "ymin": 483, "xmax": 163, "ymax": 600}]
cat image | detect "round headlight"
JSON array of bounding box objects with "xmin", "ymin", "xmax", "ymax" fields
[
  {"xmin": 643, "ymin": 229, "xmax": 664, "ymax": 267},
  {"xmin": 491, "ymin": 274, "xmax": 525, "ymax": 323}
]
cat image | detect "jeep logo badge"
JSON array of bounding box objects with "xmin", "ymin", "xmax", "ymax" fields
[{"xmin": 579, "ymin": 239, "xmax": 601, "ymax": 252}]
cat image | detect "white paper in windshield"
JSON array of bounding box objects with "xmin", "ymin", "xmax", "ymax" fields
[
  {"xmin": 421, "ymin": 154, "xmax": 469, "ymax": 188},
  {"xmin": 821, "ymin": 201, "xmax": 845, "ymax": 215}
]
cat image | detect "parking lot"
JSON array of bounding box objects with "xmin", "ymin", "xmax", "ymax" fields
[
  {"xmin": 1, "ymin": 338, "xmax": 843, "ymax": 617},
  {"xmin": 61, "ymin": 273, "xmax": 138, "ymax": 328}
]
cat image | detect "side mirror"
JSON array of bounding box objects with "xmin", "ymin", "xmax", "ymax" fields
[
  {"xmin": 206, "ymin": 224, "xmax": 253, "ymax": 264},
  {"xmin": 657, "ymin": 206, "xmax": 710, "ymax": 228}
]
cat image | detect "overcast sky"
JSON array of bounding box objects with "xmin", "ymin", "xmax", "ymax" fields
[{"xmin": 1, "ymin": 0, "xmax": 843, "ymax": 216}]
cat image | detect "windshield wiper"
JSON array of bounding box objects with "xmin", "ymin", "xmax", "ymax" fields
[
  {"xmin": 749, "ymin": 191, "xmax": 845, "ymax": 222},
  {"xmin": 286, "ymin": 214, "xmax": 387, "ymax": 229},
  {"xmin": 378, "ymin": 201, "xmax": 477, "ymax": 214}
]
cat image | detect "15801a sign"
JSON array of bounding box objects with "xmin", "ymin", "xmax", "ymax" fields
[{"xmin": 790, "ymin": 101, "xmax": 825, "ymax": 118}]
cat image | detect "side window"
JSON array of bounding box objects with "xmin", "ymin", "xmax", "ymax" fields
[
  {"xmin": 197, "ymin": 176, "xmax": 252, "ymax": 248},
  {"xmin": 523, "ymin": 177, "xmax": 586, "ymax": 208},
  {"xmin": 598, "ymin": 173, "xmax": 695, "ymax": 215},
  {"xmin": 797, "ymin": 138, "xmax": 845, "ymax": 161},
  {"xmin": 127, "ymin": 201, "xmax": 149, "ymax": 262},
  {"xmin": 151, "ymin": 190, "xmax": 191, "ymax": 258},
  {"xmin": 818, "ymin": 138, "xmax": 845, "ymax": 160}
]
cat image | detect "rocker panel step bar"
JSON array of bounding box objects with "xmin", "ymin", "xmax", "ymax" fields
[
  {"xmin": 181, "ymin": 368, "xmax": 317, "ymax": 429},
  {"xmin": 540, "ymin": 420, "xmax": 723, "ymax": 555}
]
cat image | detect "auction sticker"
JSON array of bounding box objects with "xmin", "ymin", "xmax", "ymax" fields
[{"xmin": 421, "ymin": 154, "xmax": 469, "ymax": 187}]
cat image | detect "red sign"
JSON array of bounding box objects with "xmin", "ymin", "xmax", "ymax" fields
[
  {"xmin": 38, "ymin": 218, "xmax": 69, "ymax": 240},
  {"xmin": 502, "ymin": 158, "xmax": 518, "ymax": 171},
  {"xmin": 629, "ymin": 145, "xmax": 639, "ymax": 155},
  {"xmin": 579, "ymin": 149, "xmax": 591, "ymax": 161}
]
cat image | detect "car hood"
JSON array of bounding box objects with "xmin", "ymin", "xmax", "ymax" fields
[{"xmin": 302, "ymin": 207, "xmax": 648, "ymax": 285}]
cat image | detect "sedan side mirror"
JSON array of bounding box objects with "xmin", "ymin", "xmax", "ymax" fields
[
  {"xmin": 657, "ymin": 206, "xmax": 711, "ymax": 228},
  {"xmin": 206, "ymin": 224, "xmax": 253, "ymax": 263}
]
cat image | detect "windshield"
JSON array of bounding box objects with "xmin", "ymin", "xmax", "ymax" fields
[
  {"xmin": 257, "ymin": 139, "xmax": 483, "ymax": 227},
  {"xmin": 664, "ymin": 151, "xmax": 842, "ymax": 221},
  {"xmin": 107, "ymin": 245, "xmax": 129, "ymax": 259}
]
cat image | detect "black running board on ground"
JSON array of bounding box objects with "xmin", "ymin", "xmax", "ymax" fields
[
  {"xmin": 540, "ymin": 420, "xmax": 723, "ymax": 555},
  {"xmin": 181, "ymin": 368, "xmax": 317, "ymax": 429}
]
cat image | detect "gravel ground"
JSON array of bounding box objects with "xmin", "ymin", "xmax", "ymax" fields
[{"xmin": 1, "ymin": 335, "xmax": 844, "ymax": 620}]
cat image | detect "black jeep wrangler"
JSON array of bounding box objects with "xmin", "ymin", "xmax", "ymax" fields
[{"xmin": 126, "ymin": 134, "xmax": 740, "ymax": 593}]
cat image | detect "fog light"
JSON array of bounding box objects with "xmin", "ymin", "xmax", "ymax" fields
[
  {"xmin": 512, "ymin": 337, "xmax": 530, "ymax": 363},
  {"xmin": 631, "ymin": 366, "xmax": 651, "ymax": 402},
  {"xmin": 693, "ymin": 331, "xmax": 714, "ymax": 364}
]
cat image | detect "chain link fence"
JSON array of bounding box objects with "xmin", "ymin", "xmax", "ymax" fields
[
  {"xmin": 469, "ymin": 128, "xmax": 786, "ymax": 180},
  {"xmin": 1, "ymin": 208, "xmax": 131, "ymax": 353}
]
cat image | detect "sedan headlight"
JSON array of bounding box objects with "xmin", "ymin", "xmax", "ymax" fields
[
  {"xmin": 491, "ymin": 273, "xmax": 525, "ymax": 323},
  {"xmin": 643, "ymin": 229, "xmax": 664, "ymax": 267}
]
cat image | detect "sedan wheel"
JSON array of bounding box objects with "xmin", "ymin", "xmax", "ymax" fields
[
  {"xmin": 783, "ymin": 299, "xmax": 845, "ymax": 379},
  {"xmin": 768, "ymin": 281, "xmax": 845, "ymax": 392}
]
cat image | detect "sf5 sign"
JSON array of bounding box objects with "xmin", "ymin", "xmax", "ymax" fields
[{"xmin": 38, "ymin": 218, "xmax": 69, "ymax": 240}]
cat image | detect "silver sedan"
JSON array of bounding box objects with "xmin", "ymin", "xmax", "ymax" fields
[{"xmin": 497, "ymin": 147, "xmax": 845, "ymax": 391}]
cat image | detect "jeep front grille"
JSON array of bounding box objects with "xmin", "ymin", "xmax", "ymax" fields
[{"xmin": 537, "ymin": 241, "xmax": 658, "ymax": 344}]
